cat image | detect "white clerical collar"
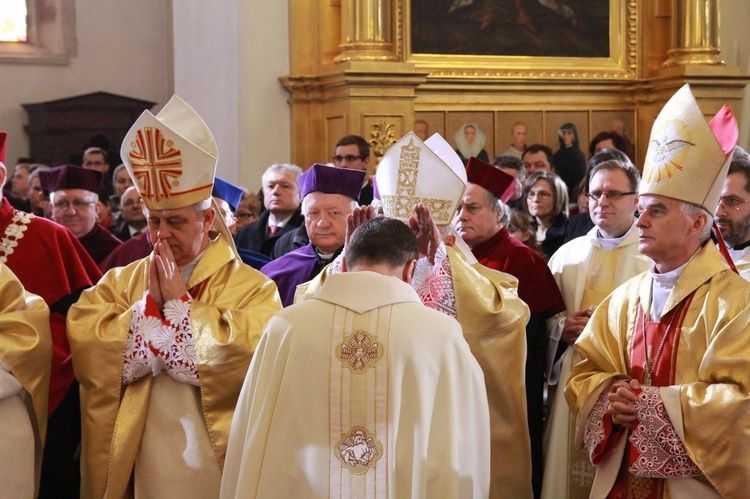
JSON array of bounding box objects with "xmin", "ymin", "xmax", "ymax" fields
[
  {"xmin": 596, "ymin": 220, "xmax": 636, "ymax": 251},
  {"xmin": 315, "ymin": 247, "xmax": 336, "ymax": 260},
  {"xmin": 647, "ymin": 250, "xmax": 697, "ymax": 321},
  {"xmin": 268, "ymin": 213, "xmax": 293, "ymax": 228},
  {"xmin": 180, "ymin": 243, "xmax": 211, "ymax": 284},
  {"xmin": 728, "ymin": 245, "xmax": 750, "ymax": 264}
]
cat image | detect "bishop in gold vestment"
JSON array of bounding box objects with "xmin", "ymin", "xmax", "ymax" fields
[
  {"xmin": 68, "ymin": 231, "xmax": 280, "ymax": 498},
  {"xmin": 67, "ymin": 95, "xmax": 282, "ymax": 498},
  {"xmin": 0, "ymin": 262, "xmax": 52, "ymax": 498},
  {"xmin": 566, "ymin": 242, "xmax": 750, "ymax": 497},
  {"xmin": 566, "ymin": 85, "xmax": 749, "ymax": 497}
]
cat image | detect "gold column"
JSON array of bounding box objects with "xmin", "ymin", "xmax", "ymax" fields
[
  {"xmin": 663, "ymin": 0, "xmax": 723, "ymax": 67},
  {"xmin": 334, "ymin": 0, "xmax": 397, "ymax": 62}
]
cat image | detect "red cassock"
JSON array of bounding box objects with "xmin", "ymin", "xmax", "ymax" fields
[
  {"xmin": 472, "ymin": 226, "xmax": 565, "ymax": 316},
  {"xmin": 0, "ymin": 198, "xmax": 102, "ymax": 414}
]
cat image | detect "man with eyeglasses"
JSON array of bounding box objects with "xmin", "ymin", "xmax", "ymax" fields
[
  {"xmin": 261, "ymin": 164, "xmax": 363, "ymax": 306},
  {"xmin": 542, "ymin": 157, "xmax": 650, "ymax": 499},
  {"xmin": 333, "ymin": 135, "xmax": 373, "ymax": 205},
  {"xmin": 0, "ymin": 133, "xmax": 102, "ymax": 498},
  {"xmin": 40, "ymin": 165, "xmax": 122, "ymax": 265},
  {"xmin": 714, "ymin": 152, "xmax": 750, "ymax": 280}
]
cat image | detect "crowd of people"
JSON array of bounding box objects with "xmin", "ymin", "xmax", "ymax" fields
[{"xmin": 1, "ymin": 83, "xmax": 750, "ymax": 498}]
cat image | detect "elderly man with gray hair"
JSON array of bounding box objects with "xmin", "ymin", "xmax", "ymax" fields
[
  {"xmin": 454, "ymin": 156, "xmax": 565, "ymax": 497},
  {"xmin": 235, "ymin": 163, "xmax": 304, "ymax": 257},
  {"xmin": 566, "ymin": 84, "xmax": 750, "ymax": 498},
  {"xmin": 261, "ymin": 163, "xmax": 363, "ymax": 306},
  {"xmin": 67, "ymin": 95, "xmax": 281, "ymax": 499}
]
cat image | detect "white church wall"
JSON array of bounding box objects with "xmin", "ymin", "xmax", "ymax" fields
[
  {"xmin": 172, "ymin": 0, "xmax": 291, "ymax": 190},
  {"xmin": 0, "ymin": 0, "xmax": 172, "ymax": 169}
]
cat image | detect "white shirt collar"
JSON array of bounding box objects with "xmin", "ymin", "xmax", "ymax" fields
[
  {"xmin": 268, "ymin": 213, "xmax": 293, "ymax": 228},
  {"xmin": 647, "ymin": 249, "xmax": 698, "ymax": 321},
  {"xmin": 596, "ymin": 220, "xmax": 636, "ymax": 251},
  {"xmin": 728, "ymin": 245, "xmax": 750, "ymax": 264},
  {"xmin": 128, "ymin": 225, "xmax": 143, "ymax": 237}
]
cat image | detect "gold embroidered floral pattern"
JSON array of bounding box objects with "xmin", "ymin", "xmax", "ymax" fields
[
  {"xmin": 381, "ymin": 138, "xmax": 454, "ymax": 223},
  {"xmin": 0, "ymin": 210, "xmax": 34, "ymax": 264},
  {"xmin": 128, "ymin": 126, "xmax": 183, "ymax": 203},
  {"xmin": 335, "ymin": 426, "xmax": 383, "ymax": 474},
  {"xmin": 337, "ymin": 330, "xmax": 382, "ymax": 373}
]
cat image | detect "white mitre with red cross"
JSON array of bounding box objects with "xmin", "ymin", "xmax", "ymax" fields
[{"xmin": 121, "ymin": 95, "xmax": 218, "ymax": 211}]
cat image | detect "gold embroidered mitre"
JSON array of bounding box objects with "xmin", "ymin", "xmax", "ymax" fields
[
  {"xmin": 121, "ymin": 95, "xmax": 218, "ymax": 210},
  {"xmin": 641, "ymin": 84, "xmax": 738, "ymax": 213},
  {"xmin": 376, "ymin": 132, "xmax": 466, "ymax": 225}
]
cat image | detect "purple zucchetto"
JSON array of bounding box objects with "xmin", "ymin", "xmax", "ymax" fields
[
  {"xmin": 299, "ymin": 163, "xmax": 365, "ymax": 199},
  {"xmin": 39, "ymin": 165, "xmax": 104, "ymax": 196}
]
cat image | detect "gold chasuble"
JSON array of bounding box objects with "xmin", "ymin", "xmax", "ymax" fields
[
  {"xmin": 566, "ymin": 243, "xmax": 750, "ymax": 497},
  {"xmin": 68, "ymin": 233, "xmax": 281, "ymax": 498},
  {"xmin": 0, "ymin": 263, "xmax": 52, "ymax": 498},
  {"xmin": 221, "ymin": 272, "xmax": 491, "ymax": 498},
  {"xmin": 443, "ymin": 246, "xmax": 533, "ymax": 498}
]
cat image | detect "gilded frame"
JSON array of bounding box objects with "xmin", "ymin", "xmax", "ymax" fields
[{"xmin": 397, "ymin": 0, "xmax": 637, "ymax": 80}]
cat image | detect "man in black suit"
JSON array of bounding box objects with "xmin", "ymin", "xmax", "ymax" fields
[
  {"xmin": 111, "ymin": 186, "xmax": 146, "ymax": 242},
  {"xmin": 235, "ymin": 164, "xmax": 304, "ymax": 257}
]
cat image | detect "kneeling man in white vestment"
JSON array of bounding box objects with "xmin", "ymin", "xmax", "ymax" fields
[{"xmin": 221, "ymin": 217, "xmax": 491, "ymax": 499}]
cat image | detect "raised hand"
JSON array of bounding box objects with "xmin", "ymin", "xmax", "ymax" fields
[
  {"xmin": 345, "ymin": 205, "xmax": 376, "ymax": 248},
  {"xmin": 408, "ymin": 203, "xmax": 441, "ymax": 264}
]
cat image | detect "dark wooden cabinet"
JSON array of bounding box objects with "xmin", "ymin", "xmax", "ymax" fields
[{"xmin": 23, "ymin": 92, "xmax": 156, "ymax": 166}]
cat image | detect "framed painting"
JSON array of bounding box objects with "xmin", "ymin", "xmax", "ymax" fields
[{"xmin": 398, "ymin": 0, "xmax": 636, "ymax": 79}]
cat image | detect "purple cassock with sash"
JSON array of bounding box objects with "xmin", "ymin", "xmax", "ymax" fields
[
  {"xmin": 260, "ymin": 163, "xmax": 364, "ymax": 306},
  {"xmin": 261, "ymin": 243, "xmax": 340, "ymax": 307}
]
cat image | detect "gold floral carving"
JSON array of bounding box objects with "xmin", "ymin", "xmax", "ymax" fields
[{"xmin": 369, "ymin": 121, "xmax": 397, "ymax": 164}]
